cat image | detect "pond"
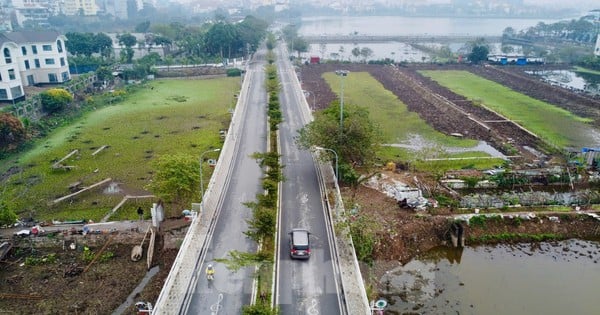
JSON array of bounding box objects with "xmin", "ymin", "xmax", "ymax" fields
[
  {"xmin": 526, "ymin": 70, "xmax": 600, "ymax": 96},
  {"xmin": 378, "ymin": 239, "xmax": 600, "ymax": 314}
]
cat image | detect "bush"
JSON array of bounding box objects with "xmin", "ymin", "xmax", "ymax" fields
[
  {"xmin": 40, "ymin": 88, "xmax": 73, "ymax": 114},
  {"xmin": 0, "ymin": 201, "xmax": 18, "ymax": 227},
  {"xmin": 227, "ymin": 68, "xmax": 242, "ymax": 77},
  {"xmin": 0, "ymin": 113, "xmax": 27, "ymax": 151}
]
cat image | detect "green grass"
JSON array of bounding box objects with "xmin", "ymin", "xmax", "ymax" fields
[
  {"xmin": 574, "ymin": 66, "xmax": 600, "ymax": 76},
  {"xmin": 2, "ymin": 78, "xmax": 238, "ymax": 222},
  {"xmin": 419, "ymin": 70, "xmax": 594, "ymax": 149},
  {"xmin": 322, "ymin": 72, "xmax": 503, "ymax": 171}
]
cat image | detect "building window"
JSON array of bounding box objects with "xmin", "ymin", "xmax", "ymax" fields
[
  {"xmin": 32, "ymin": 45, "xmax": 38, "ymax": 54},
  {"xmin": 8, "ymin": 69, "xmax": 16, "ymax": 80},
  {"xmin": 61, "ymin": 71, "xmax": 69, "ymax": 81},
  {"xmin": 25, "ymin": 60, "xmax": 30, "ymax": 69},
  {"xmin": 0, "ymin": 89, "xmax": 7, "ymax": 100},
  {"xmin": 45, "ymin": 58, "xmax": 55, "ymax": 65},
  {"xmin": 34, "ymin": 59, "xmax": 40, "ymax": 68},
  {"xmin": 4, "ymin": 48, "xmax": 11, "ymax": 64},
  {"xmin": 42, "ymin": 45, "xmax": 52, "ymax": 52},
  {"xmin": 21, "ymin": 46, "xmax": 27, "ymax": 55},
  {"xmin": 48, "ymin": 73, "xmax": 57, "ymax": 82},
  {"xmin": 57, "ymin": 40, "xmax": 63, "ymax": 53},
  {"xmin": 11, "ymin": 86, "xmax": 23, "ymax": 98},
  {"xmin": 60, "ymin": 57, "xmax": 65, "ymax": 66}
]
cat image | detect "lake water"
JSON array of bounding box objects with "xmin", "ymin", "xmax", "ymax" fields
[
  {"xmin": 299, "ymin": 16, "xmax": 564, "ymax": 37},
  {"xmin": 299, "ymin": 16, "xmax": 564, "ymax": 62},
  {"xmin": 378, "ymin": 239, "xmax": 600, "ymax": 315}
]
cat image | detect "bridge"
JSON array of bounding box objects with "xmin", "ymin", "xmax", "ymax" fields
[{"xmin": 303, "ymin": 34, "xmax": 502, "ymax": 44}]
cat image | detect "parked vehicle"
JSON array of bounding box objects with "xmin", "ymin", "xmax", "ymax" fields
[{"xmin": 289, "ymin": 229, "xmax": 311, "ymax": 259}]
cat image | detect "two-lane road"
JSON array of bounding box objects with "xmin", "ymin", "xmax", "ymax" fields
[
  {"xmin": 275, "ymin": 44, "xmax": 344, "ymax": 314},
  {"xmin": 187, "ymin": 47, "xmax": 268, "ymax": 314}
]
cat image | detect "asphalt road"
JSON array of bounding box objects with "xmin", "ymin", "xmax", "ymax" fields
[
  {"xmin": 187, "ymin": 47, "xmax": 268, "ymax": 314},
  {"xmin": 275, "ymin": 44, "xmax": 343, "ymax": 314}
]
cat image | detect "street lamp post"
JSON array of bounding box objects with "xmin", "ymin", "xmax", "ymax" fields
[
  {"xmin": 335, "ymin": 70, "xmax": 349, "ymax": 132},
  {"xmin": 314, "ymin": 146, "xmax": 338, "ymax": 182},
  {"xmin": 199, "ymin": 148, "xmax": 221, "ymax": 213}
]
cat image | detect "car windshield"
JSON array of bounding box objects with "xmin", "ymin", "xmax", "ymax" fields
[{"xmin": 294, "ymin": 245, "xmax": 308, "ymax": 250}]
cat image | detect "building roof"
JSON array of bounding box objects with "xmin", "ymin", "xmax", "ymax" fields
[{"xmin": 1, "ymin": 31, "xmax": 62, "ymax": 45}]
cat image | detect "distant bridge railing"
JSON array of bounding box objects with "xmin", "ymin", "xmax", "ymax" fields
[{"xmin": 303, "ymin": 34, "xmax": 502, "ymax": 44}]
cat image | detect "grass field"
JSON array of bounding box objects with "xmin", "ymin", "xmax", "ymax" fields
[
  {"xmin": 322, "ymin": 71, "xmax": 503, "ymax": 171},
  {"xmin": 2, "ymin": 78, "xmax": 238, "ymax": 222},
  {"xmin": 574, "ymin": 66, "xmax": 600, "ymax": 76},
  {"xmin": 419, "ymin": 70, "xmax": 596, "ymax": 149}
]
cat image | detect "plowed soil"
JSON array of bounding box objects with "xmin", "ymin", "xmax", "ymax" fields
[{"xmin": 299, "ymin": 63, "xmax": 600, "ymax": 161}]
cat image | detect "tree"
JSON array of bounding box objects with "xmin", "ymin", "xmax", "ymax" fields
[
  {"xmin": 94, "ymin": 33, "xmax": 114, "ymax": 59},
  {"xmin": 118, "ymin": 33, "xmax": 138, "ymax": 63},
  {"xmin": 290, "ymin": 37, "xmax": 308, "ymax": 58},
  {"xmin": 360, "ymin": 47, "xmax": 373, "ymax": 62},
  {"xmin": 65, "ymin": 32, "xmax": 96, "ymax": 56},
  {"xmin": 118, "ymin": 33, "xmax": 137, "ymax": 47},
  {"xmin": 0, "ymin": 201, "xmax": 18, "ymax": 227},
  {"xmin": 296, "ymin": 102, "xmax": 383, "ymax": 178},
  {"xmin": 147, "ymin": 154, "xmax": 200, "ymax": 205},
  {"xmin": 468, "ymin": 43, "xmax": 489, "ymax": 64},
  {"xmin": 0, "ymin": 113, "xmax": 26, "ymax": 151},
  {"xmin": 40, "ymin": 88, "xmax": 73, "ymax": 114},
  {"xmin": 205, "ymin": 22, "xmax": 238, "ymax": 60},
  {"xmin": 351, "ymin": 47, "xmax": 361, "ymax": 61},
  {"xmin": 502, "ymin": 27, "xmax": 516, "ymax": 38}
]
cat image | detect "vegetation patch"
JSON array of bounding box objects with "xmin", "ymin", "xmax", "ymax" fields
[{"xmin": 1, "ymin": 78, "xmax": 238, "ymax": 222}]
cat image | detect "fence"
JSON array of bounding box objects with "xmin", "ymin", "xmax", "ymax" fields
[{"xmin": 7, "ymin": 74, "xmax": 98, "ymax": 120}]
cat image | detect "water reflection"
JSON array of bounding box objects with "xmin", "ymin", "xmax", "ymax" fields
[
  {"xmin": 379, "ymin": 239, "xmax": 600, "ymax": 314},
  {"xmin": 526, "ymin": 70, "xmax": 600, "ymax": 96}
]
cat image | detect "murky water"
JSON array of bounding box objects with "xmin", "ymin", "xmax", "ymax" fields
[
  {"xmin": 379, "ymin": 239, "xmax": 600, "ymax": 315},
  {"xmin": 526, "ymin": 70, "xmax": 600, "ymax": 96}
]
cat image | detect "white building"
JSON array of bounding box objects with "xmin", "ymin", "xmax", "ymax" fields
[
  {"xmin": 106, "ymin": 32, "xmax": 165, "ymax": 60},
  {"xmin": 0, "ymin": 31, "xmax": 71, "ymax": 102},
  {"xmin": 62, "ymin": 0, "xmax": 99, "ymax": 16},
  {"xmin": 595, "ymin": 34, "xmax": 600, "ymax": 57}
]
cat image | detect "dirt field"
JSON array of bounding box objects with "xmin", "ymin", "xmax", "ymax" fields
[
  {"xmin": 0, "ymin": 221, "xmax": 184, "ymax": 314},
  {"xmin": 299, "ymin": 63, "xmax": 600, "ymax": 162}
]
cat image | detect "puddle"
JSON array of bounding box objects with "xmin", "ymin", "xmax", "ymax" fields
[{"xmin": 385, "ymin": 134, "xmax": 507, "ymax": 159}]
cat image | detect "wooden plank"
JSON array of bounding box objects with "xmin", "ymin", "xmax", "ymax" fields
[
  {"xmin": 91, "ymin": 145, "xmax": 109, "ymax": 156},
  {"xmin": 52, "ymin": 178, "xmax": 112, "ymax": 204},
  {"xmin": 52, "ymin": 149, "xmax": 79, "ymax": 168},
  {"xmin": 147, "ymin": 228, "xmax": 156, "ymax": 270}
]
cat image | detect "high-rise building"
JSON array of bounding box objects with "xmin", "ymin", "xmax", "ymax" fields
[{"xmin": 62, "ymin": 0, "xmax": 98, "ymax": 16}]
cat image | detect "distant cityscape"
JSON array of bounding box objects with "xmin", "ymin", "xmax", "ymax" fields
[{"xmin": 0, "ymin": 0, "xmax": 598, "ymax": 31}]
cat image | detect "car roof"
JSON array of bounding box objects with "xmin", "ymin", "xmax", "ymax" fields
[{"xmin": 291, "ymin": 229, "xmax": 309, "ymax": 245}]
